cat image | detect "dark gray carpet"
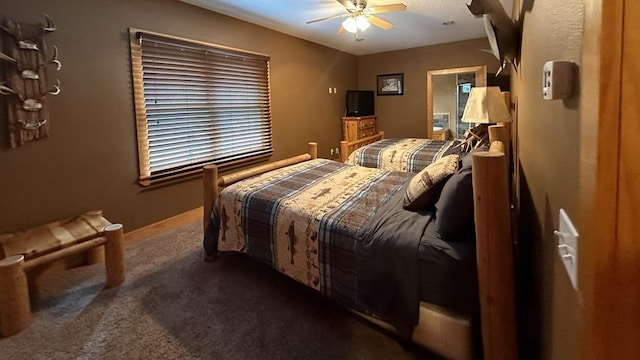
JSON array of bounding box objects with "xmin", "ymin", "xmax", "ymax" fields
[{"xmin": 0, "ymin": 220, "xmax": 441, "ymax": 359}]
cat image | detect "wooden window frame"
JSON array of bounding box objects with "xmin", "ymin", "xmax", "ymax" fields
[{"xmin": 129, "ymin": 28, "xmax": 273, "ymax": 186}]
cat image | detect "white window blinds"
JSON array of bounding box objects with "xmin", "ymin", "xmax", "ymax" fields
[{"xmin": 130, "ymin": 29, "xmax": 273, "ymax": 185}]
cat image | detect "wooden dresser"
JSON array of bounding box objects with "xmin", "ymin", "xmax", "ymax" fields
[{"xmin": 342, "ymin": 115, "xmax": 376, "ymax": 142}]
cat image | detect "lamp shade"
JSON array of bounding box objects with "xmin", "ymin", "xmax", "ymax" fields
[{"xmin": 461, "ymin": 86, "xmax": 512, "ymax": 123}]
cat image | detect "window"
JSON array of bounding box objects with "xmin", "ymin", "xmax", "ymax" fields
[{"xmin": 130, "ymin": 29, "xmax": 273, "ymax": 185}]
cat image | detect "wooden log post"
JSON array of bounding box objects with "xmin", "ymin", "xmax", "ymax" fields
[
  {"xmin": 472, "ymin": 150, "xmax": 517, "ymax": 360},
  {"xmin": 23, "ymin": 237, "xmax": 108, "ymax": 272},
  {"xmin": 203, "ymin": 164, "xmax": 219, "ymax": 235},
  {"xmin": 85, "ymin": 245, "xmax": 105, "ymax": 265},
  {"xmin": 85, "ymin": 210, "xmax": 107, "ymax": 264},
  {"xmin": 0, "ymin": 255, "xmax": 31, "ymax": 337},
  {"xmin": 103, "ymin": 224, "xmax": 125, "ymax": 288},
  {"xmin": 219, "ymin": 155, "xmax": 312, "ymax": 187},
  {"xmin": 340, "ymin": 141, "xmax": 348, "ymax": 162},
  {"xmin": 308, "ymin": 142, "xmax": 318, "ymax": 159},
  {"xmin": 489, "ymin": 124, "xmax": 511, "ymax": 169}
]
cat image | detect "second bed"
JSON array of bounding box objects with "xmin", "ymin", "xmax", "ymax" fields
[{"xmin": 340, "ymin": 132, "xmax": 463, "ymax": 173}]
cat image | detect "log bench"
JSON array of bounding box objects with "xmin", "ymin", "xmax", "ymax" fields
[{"xmin": 0, "ymin": 210, "xmax": 125, "ymax": 337}]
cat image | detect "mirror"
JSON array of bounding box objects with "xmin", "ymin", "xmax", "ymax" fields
[{"xmin": 426, "ymin": 65, "xmax": 487, "ymax": 140}]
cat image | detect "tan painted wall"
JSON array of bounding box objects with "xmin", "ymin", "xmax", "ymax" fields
[
  {"xmin": 0, "ymin": 0, "xmax": 357, "ymax": 233},
  {"xmin": 356, "ymin": 38, "xmax": 500, "ymax": 138},
  {"xmin": 511, "ymin": 0, "xmax": 585, "ymax": 359}
]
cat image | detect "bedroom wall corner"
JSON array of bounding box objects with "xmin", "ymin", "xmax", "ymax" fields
[{"xmin": 510, "ymin": 0, "xmax": 586, "ymax": 359}]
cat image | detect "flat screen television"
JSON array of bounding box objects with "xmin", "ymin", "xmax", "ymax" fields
[{"xmin": 345, "ymin": 90, "xmax": 374, "ymax": 116}]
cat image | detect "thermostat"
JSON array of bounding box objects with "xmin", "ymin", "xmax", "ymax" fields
[{"xmin": 542, "ymin": 61, "xmax": 574, "ymax": 100}]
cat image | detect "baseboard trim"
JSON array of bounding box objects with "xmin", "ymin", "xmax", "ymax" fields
[{"xmin": 124, "ymin": 207, "xmax": 203, "ymax": 245}]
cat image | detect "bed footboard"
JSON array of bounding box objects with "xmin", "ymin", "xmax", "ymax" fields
[
  {"xmin": 202, "ymin": 142, "xmax": 318, "ymax": 235},
  {"xmin": 339, "ymin": 131, "xmax": 385, "ymax": 162}
]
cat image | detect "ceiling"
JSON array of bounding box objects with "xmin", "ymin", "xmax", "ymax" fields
[{"xmin": 179, "ymin": 0, "xmax": 513, "ymax": 56}]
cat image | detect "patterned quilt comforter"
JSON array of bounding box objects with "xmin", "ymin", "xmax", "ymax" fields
[
  {"xmin": 204, "ymin": 158, "xmax": 426, "ymax": 330},
  {"xmin": 345, "ymin": 138, "xmax": 462, "ymax": 173}
]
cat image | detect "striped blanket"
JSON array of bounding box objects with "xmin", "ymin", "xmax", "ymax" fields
[
  {"xmin": 345, "ymin": 138, "xmax": 462, "ymax": 173},
  {"xmin": 204, "ymin": 159, "xmax": 415, "ymax": 322}
]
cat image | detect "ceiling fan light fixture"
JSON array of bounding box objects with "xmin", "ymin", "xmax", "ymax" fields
[
  {"xmin": 308, "ymin": 1, "xmax": 406, "ymax": 35},
  {"xmin": 342, "ymin": 17, "xmax": 357, "ymax": 33},
  {"xmin": 342, "ymin": 15, "xmax": 370, "ymax": 33},
  {"xmin": 356, "ymin": 15, "xmax": 371, "ymax": 30}
]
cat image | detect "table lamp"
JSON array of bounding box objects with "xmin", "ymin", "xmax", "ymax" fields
[
  {"xmin": 461, "ymin": 86, "xmax": 512, "ymax": 124},
  {"xmin": 460, "ymin": 86, "xmax": 511, "ymax": 148}
]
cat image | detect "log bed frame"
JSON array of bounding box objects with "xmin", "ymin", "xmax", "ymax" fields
[
  {"xmin": 202, "ymin": 125, "xmax": 516, "ymax": 360},
  {"xmin": 339, "ymin": 131, "xmax": 385, "ymax": 163}
]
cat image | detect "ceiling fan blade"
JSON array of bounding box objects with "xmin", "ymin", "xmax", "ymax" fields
[
  {"xmin": 306, "ymin": 13, "xmax": 349, "ymax": 24},
  {"xmin": 367, "ymin": 15, "xmax": 394, "ymax": 30},
  {"xmin": 337, "ymin": 26, "xmax": 346, "ymax": 34},
  {"xmin": 336, "ymin": 0, "xmax": 357, "ymax": 11},
  {"xmin": 368, "ymin": 3, "xmax": 407, "ymax": 14}
]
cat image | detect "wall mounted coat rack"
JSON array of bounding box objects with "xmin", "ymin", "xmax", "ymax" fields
[{"xmin": 0, "ymin": 15, "xmax": 61, "ymax": 148}]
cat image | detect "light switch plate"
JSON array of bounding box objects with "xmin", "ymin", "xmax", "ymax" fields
[{"xmin": 555, "ymin": 208, "xmax": 579, "ymax": 289}]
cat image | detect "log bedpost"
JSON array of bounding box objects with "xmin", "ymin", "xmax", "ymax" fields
[
  {"xmin": 203, "ymin": 164, "xmax": 219, "ymax": 234},
  {"xmin": 340, "ymin": 141, "xmax": 348, "ymax": 162},
  {"xmin": 0, "ymin": 255, "xmax": 31, "ymax": 337},
  {"xmin": 104, "ymin": 224, "xmax": 125, "ymax": 288},
  {"xmin": 472, "ymin": 149, "xmax": 517, "ymax": 360},
  {"xmin": 308, "ymin": 142, "xmax": 318, "ymax": 160},
  {"xmin": 339, "ymin": 131, "xmax": 386, "ymax": 163},
  {"xmin": 489, "ymin": 124, "xmax": 511, "ymax": 169}
]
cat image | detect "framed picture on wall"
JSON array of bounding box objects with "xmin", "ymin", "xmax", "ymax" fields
[{"xmin": 376, "ymin": 73, "xmax": 404, "ymax": 96}]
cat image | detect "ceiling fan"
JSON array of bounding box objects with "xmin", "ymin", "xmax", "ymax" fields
[{"xmin": 307, "ymin": 0, "xmax": 407, "ymax": 38}]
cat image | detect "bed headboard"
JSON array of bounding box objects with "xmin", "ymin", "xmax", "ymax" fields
[{"xmin": 472, "ymin": 124, "xmax": 517, "ymax": 360}]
